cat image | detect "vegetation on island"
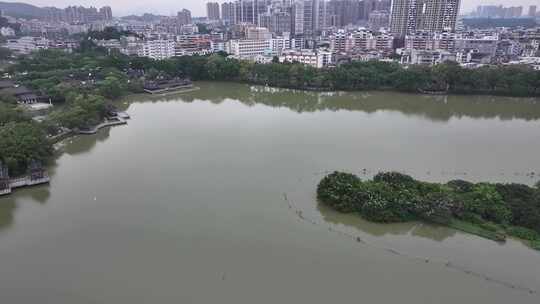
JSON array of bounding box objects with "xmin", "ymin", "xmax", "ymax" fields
[{"xmin": 317, "ymin": 172, "xmax": 540, "ymax": 249}]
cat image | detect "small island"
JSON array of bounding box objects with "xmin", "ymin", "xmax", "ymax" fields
[{"xmin": 317, "ymin": 171, "xmax": 540, "ymax": 250}]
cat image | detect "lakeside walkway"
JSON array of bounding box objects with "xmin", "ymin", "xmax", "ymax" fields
[
  {"xmin": 144, "ymin": 86, "xmax": 200, "ymax": 96},
  {"xmin": 0, "ymin": 175, "xmax": 50, "ymax": 196},
  {"xmin": 78, "ymin": 116, "xmax": 127, "ymax": 135},
  {"xmin": 49, "ymin": 112, "xmax": 131, "ymax": 143}
]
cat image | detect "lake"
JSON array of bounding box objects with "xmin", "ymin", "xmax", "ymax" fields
[{"xmin": 1, "ymin": 82, "xmax": 539, "ymax": 303}]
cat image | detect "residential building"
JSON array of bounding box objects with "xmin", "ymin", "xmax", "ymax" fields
[
  {"xmin": 368, "ymin": 10, "xmax": 390, "ymax": 31},
  {"xmin": 45, "ymin": 5, "xmax": 113, "ymax": 23},
  {"xmin": 390, "ymin": 0, "xmax": 461, "ymax": 36},
  {"xmin": 177, "ymin": 9, "xmax": 192, "ymax": 26},
  {"xmin": 0, "ymin": 27, "xmax": 15, "ymax": 36},
  {"xmin": 529, "ymin": 6, "xmax": 537, "ymax": 18},
  {"xmin": 279, "ymin": 49, "xmax": 332, "ymax": 68},
  {"xmin": 227, "ymin": 39, "xmax": 271, "ymax": 59},
  {"xmin": 401, "ymin": 49, "xmax": 456, "ymax": 65},
  {"xmin": 6, "ymin": 36, "xmax": 50, "ymax": 54},
  {"xmin": 138, "ymin": 40, "xmax": 175, "ymax": 60},
  {"xmin": 222, "ymin": 2, "xmax": 235, "ymax": 23},
  {"xmin": 330, "ymin": 29, "xmax": 393, "ymax": 53},
  {"xmin": 246, "ymin": 27, "xmax": 272, "ymax": 40},
  {"xmin": 207, "ymin": 2, "xmax": 221, "ymax": 20}
]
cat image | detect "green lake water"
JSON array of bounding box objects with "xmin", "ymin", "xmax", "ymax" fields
[{"xmin": 1, "ymin": 82, "xmax": 539, "ymax": 303}]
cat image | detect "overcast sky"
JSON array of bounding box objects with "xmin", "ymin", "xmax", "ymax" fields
[{"xmin": 6, "ymin": 0, "xmax": 540, "ymax": 17}]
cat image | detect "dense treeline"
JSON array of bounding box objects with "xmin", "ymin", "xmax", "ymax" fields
[
  {"xmin": 317, "ymin": 172, "xmax": 540, "ymax": 249},
  {"xmin": 0, "ymin": 102, "xmax": 52, "ymax": 175},
  {"xmin": 11, "ymin": 47, "xmax": 540, "ymax": 100},
  {"xmin": 118, "ymin": 54, "xmax": 540, "ymax": 97}
]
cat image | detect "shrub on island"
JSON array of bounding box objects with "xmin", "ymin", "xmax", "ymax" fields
[{"xmin": 317, "ymin": 171, "xmax": 540, "ymax": 248}]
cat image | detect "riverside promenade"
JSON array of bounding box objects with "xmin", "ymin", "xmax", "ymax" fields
[{"xmin": 78, "ymin": 112, "xmax": 130, "ymax": 135}]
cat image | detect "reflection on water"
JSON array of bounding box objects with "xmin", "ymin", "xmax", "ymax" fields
[
  {"xmin": 317, "ymin": 202, "xmax": 457, "ymax": 242},
  {"xmin": 62, "ymin": 128, "xmax": 111, "ymax": 156},
  {"xmin": 160, "ymin": 82, "xmax": 540, "ymax": 122},
  {"xmin": 0, "ymin": 200, "xmax": 15, "ymax": 232},
  {"xmin": 0, "ymin": 82, "xmax": 539, "ymax": 304},
  {"xmin": 0, "ymin": 186, "xmax": 50, "ymax": 233}
]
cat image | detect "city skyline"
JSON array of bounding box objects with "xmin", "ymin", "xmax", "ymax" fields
[{"xmin": 2, "ymin": 0, "xmax": 539, "ymax": 17}]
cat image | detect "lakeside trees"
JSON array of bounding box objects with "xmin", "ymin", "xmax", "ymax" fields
[
  {"xmin": 317, "ymin": 172, "xmax": 540, "ymax": 249},
  {"xmin": 0, "ymin": 121, "xmax": 52, "ymax": 176},
  {"xmin": 10, "ymin": 47, "xmax": 540, "ymax": 98},
  {"xmin": 130, "ymin": 54, "xmax": 540, "ymax": 97}
]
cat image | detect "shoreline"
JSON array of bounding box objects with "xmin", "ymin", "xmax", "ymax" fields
[
  {"xmin": 317, "ymin": 171, "xmax": 540, "ymax": 251},
  {"xmin": 200, "ymin": 80, "xmax": 540, "ymax": 99}
]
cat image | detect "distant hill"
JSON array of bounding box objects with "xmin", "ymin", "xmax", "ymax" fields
[{"xmin": 0, "ymin": 1, "xmax": 47, "ymax": 19}]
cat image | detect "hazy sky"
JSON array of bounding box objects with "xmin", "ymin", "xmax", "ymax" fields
[{"xmin": 6, "ymin": 0, "xmax": 540, "ymax": 17}]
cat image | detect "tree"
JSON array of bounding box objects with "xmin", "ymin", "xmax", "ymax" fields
[
  {"xmin": 0, "ymin": 121, "xmax": 52, "ymax": 175},
  {"xmin": 49, "ymin": 94, "xmax": 106, "ymax": 129},
  {"xmin": 98, "ymin": 75, "xmax": 126, "ymax": 99},
  {"xmin": 0, "ymin": 102, "xmax": 27, "ymax": 125}
]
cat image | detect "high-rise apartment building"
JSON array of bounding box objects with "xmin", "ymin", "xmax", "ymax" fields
[
  {"xmin": 259, "ymin": 7, "xmax": 292, "ymax": 35},
  {"xmin": 222, "ymin": 2, "xmax": 236, "ymax": 23},
  {"xmin": 368, "ymin": 10, "xmax": 390, "ymax": 30},
  {"xmin": 207, "ymin": 2, "xmax": 221, "ymax": 20},
  {"xmin": 528, "ymin": 6, "xmax": 537, "ymax": 17},
  {"xmin": 475, "ymin": 5, "xmax": 524, "ymax": 18},
  {"xmin": 45, "ymin": 5, "xmax": 113, "ymax": 23},
  {"xmin": 327, "ymin": 0, "xmax": 361, "ymax": 27},
  {"xmin": 177, "ymin": 9, "xmax": 192, "ymax": 25},
  {"xmin": 99, "ymin": 6, "xmax": 113, "ymax": 20},
  {"xmin": 390, "ymin": 0, "xmax": 460, "ymax": 37},
  {"xmin": 232, "ymin": 0, "xmax": 271, "ymax": 25}
]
